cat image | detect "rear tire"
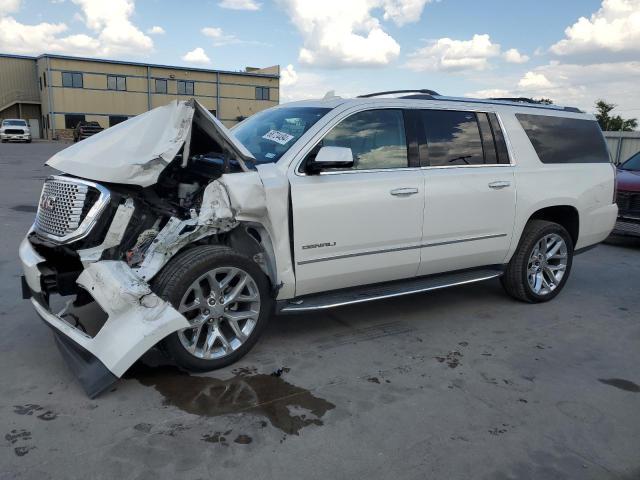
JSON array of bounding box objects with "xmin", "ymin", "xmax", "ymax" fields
[
  {"xmin": 501, "ymin": 220, "xmax": 573, "ymax": 303},
  {"xmin": 152, "ymin": 245, "xmax": 273, "ymax": 372}
]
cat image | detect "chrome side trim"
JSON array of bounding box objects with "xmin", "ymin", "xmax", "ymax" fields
[
  {"xmin": 280, "ymin": 270, "xmax": 503, "ymax": 312},
  {"xmin": 297, "ymin": 233, "xmax": 507, "ymax": 265},
  {"xmin": 35, "ymin": 175, "xmax": 111, "ymax": 244}
]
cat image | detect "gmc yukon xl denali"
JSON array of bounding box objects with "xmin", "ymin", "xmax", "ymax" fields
[{"xmin": 19, "ymin": 91, "xmax": 617, "ymax": 396}]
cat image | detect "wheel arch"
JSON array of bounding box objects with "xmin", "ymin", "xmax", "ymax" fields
[{"xmin": 528, "ymin": 205, "xmax": 580, "ymax": 248}]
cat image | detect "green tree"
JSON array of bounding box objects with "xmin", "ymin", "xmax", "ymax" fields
[{"xmin": 595, "ymin": 100, "xmax": 638, "ymax": 131}]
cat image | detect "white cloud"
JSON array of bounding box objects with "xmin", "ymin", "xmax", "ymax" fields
[
  {"xmin": 202, "ymin": 27, "xmax": 223, "ymax": 38},
  {"xmin": 465, "ymin": 88, "xmax": 511, "ymax": 99},
  {"xmin": 0, "ymin": 0, "xmax": 154, "ymax": 57},
  {"xmin": 503, "ymin": 48, "xmax": 529, "ymax": 64},
  {"xmin": 381, "ymin": 0, "xmax": 432, "ymax": 26},
  {"xmin": 182, "ymin": 47, "xmax": 211, "ymax": 64},
  {"xmin": 468, "ymin": 61, "xmax": 640, "ymax": 113},
  {"xmin": 282, "ymin": 0, "xmax": 405, "ymax": 67},
  {"xmin": 406, "ymin": 34, "xmax": 501, "ymax": 71},
  {"xmin": 147, "ymin": 25, "xmax": 165, "ymax": 35},
  {"xmin": 518, "ymin": 71, "xmax": 553, "ymax": 89},
  {"xmin": 71, "ymin": 0, "xmax": 153, "ymax": 55},
  {"xmin": 218, "ymin": 0, "xmax": 261, "ymax": 10},
  {"xmin": 0, "ymin": 0, "xmax": 20, "ymax": 14},
  {"xmin": 201, "ymin": 25, "xmax": 266, "ymax": 47},
  {"xmin": 280, "ymin": 64, "xmax": 298, "ymax": 87},
  {"xmin": 550, "ymin": 0, "xmax": 640, "ymax": 58}
]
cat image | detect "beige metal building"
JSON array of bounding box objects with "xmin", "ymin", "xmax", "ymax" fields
[{"xmin": 1, "ymin": 53, "xmax": 280, "ymax": 139}]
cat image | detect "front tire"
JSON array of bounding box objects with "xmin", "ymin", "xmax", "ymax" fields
[
  {"xmin": 501, "ymin": 220, "xmax": 573, "ymax": 303},
  {"xmin": 152, "ymin": 245, "xmax": 273, "ymax": 371}
]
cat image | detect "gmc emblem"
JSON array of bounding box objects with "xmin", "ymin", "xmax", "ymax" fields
[{"xmin": 40, "ymin": 194, "xmax": 57, "ymax": 212}]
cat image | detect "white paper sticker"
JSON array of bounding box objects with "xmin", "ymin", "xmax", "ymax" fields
[
  {"xmin": 265, "ymin": 152, "xmax": 276, "ymax": 159},
  {"xmin": 262, "ymin": 130, "xmax": 294, "ymax": 146}
]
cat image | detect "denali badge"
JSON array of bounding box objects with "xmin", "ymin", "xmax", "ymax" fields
[
  {"xmin": 302, "ymin": 242, "xmax": 336, "ymax": 250},
  {"xmin": 40, "ymin": 194, "xmax": 57, "ymax": 212}
]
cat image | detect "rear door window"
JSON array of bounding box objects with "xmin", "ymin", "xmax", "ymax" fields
[
  {"xmin": 516, "ymin": 114, "xmax": 610, "ymax": 164},
  {"xmin": 419, "ymin": 110, "xmax": 485, "ymax": 166}
]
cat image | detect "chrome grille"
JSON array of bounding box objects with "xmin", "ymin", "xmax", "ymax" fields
[{"xmin": 33, "ymin": 176, "xmax": 109, "ymax": 243}]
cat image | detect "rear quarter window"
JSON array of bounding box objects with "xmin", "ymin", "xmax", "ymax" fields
[{"xmin": 516, "ymin": 113, "xmax": 610, "ymax": 164}]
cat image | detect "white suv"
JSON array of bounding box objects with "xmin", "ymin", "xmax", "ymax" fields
[
  {"xmin": 1, "ymin": 118, "xmax": 32, "ymax": 143},
  {"xmin": 19, "ymin": 91, "xmax": 617, "ymax": 396}
]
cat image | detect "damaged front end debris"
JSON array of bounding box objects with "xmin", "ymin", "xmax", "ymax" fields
[{"xmin": 19, "ymin": 99, "xmax": 292, "ymax": 397}]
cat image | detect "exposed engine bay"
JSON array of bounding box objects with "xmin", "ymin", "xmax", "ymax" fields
[{"xmin": 20, "ymin": 99, "xmax": 294, "ymax": 397}]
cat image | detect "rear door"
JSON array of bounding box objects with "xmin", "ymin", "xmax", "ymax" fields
[
  {"xmin": 288, "ymin": 108, "xmax": 425, "ymax": 296},
  {"xmin": 417, "ymin": 109, "xmax": 516, "ymax": 276}
]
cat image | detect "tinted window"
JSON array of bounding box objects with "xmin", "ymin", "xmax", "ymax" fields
[
  {"xmin": 420, "ymin": 110, "xmax": 484, "ymax": 166},
  {"xmin": 155, "ymin": 79, "xmax": 167, "ymax": 94},
  {"xmin": 232, "ymin": 107, "xmax": 330, "ymax": 164},
  {"xmin": 62, "ymin": 72, "xmax": 83, "ymax": 88},
  {"xmin": 620, "ymin": 151, "xmax": 640, "ymax": 171},
  {"xmin": 321, "ymin": 109, "xmax": 408, "ymax": 170},
  {"xmin": 476, "ymin": 113, "xmax": 498, "ymax": 164},
  {"xmin": 65, "ymin": 114, "xmax": 85, "ymax": 129},
  {"xmin": 516, "ymin": 114, "xmax": 610, "ymax": 164}
]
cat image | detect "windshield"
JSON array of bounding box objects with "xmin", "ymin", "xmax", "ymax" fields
[
  {"xmin": 2, "ymin": 120, "xmax": 27, "ymax": 126},
  {"xmin": 232, "ymin": 107, "xmax": 331, "ymax": 164},
  {"xmin": 620, "ymin": 151, "xmax": 640, "ymax": 171}
]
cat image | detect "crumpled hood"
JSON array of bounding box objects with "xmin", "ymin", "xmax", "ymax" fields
[{"xmin": 46, "ymin": 99, "xmax": 255, "ymax": 187}]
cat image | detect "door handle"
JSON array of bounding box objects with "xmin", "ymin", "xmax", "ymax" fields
[
  {"xmin": 488, "ymin": 181, "xmax": 511, "ymax": 190},
  {"xmin": 390, "ymin": 187, "xmax": 419, "ymax": 197}
]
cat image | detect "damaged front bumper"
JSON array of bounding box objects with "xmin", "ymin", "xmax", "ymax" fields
[{"xmin": 19, "ymin": 237, "xmax": 190, "ymax": 397}]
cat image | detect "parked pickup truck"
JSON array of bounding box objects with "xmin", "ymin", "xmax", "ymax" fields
[
  {"xmin": 19, "ymin": 91, "xmax": 617, "ymax": 396},
  {"xmin": 73, "ymin": 120, "xmax": 103, "ymax": 142}
]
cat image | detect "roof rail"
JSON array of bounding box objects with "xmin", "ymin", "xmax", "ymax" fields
[
  {"xmin": 356, "ymin": 90, "xmax": 583, "ymax": 113},
  {"xmin": 489, "ymin": 97, "xmax": 539, "ymax": 104},
  {"xmin": 358, "ymin": 89, "xmax": 440, "ymax": 98}
]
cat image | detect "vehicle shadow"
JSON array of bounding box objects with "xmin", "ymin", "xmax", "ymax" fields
[{"xmin": 604, "ymin": 234, "xmax": 640, "ymax": 249}]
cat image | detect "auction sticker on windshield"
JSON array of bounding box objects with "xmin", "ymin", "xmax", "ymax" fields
[{"xmin": 262, "ymin": 130, "xmax": 294, "ymax": 146}]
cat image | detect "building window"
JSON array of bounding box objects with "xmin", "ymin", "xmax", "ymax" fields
[
  {"xmin": 65, "ymin": 114, "xmax": 86, "ymax": 129},
  {"xmin": 107, "ymin": 75, "xmax": 126, "ymax": 91},
  {"xmin": 39, "ymin": 78, "xmax": 42, "ymax": 91},
  {"xmin": 109, "ymin": 115, "xmax": 128, "ymax": 127},
  {"xmin": 43, "ymin": 72, "xmax": 47, "ymax": 87},
  {"xmin": 155, "ymin": 79, "xmax": 167, "ymax": 94},
  {"xmin": 62, "ymin": 72, "xmax": 83, "ymax": 88},
  {"xmin": 256, "ymin": 86, "xmax": 270, "ymax": 100},
  {"xmin": 177, "ymin": 80, "xmax": 194, "ymax": 96}
]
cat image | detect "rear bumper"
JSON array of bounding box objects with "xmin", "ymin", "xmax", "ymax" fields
[{"xmin": 19, "ymin": 236, "xmax": 189, "ymax": 397}]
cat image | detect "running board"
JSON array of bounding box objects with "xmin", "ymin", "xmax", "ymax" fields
[{"xmin": 278, "ymin": 267, "xmax": 503, "ymax": 313}]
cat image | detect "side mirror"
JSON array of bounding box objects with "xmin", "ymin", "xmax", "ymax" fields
[{"xmin": 306, "ymin": 146, "xmax": 354, "ymax": 174}]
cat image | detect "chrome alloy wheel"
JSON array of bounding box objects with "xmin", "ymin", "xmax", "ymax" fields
[
  {"xmin": 177, "ymin": 267, "xmax": 261, "ymax": 359},
  {"xmin": 527, "ymin": 233, "xmax": 568, "ymax": 296}
]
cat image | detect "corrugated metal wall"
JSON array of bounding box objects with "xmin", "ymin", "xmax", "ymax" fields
[
  {"xmin": 604, "ymin": 131, "xmax": 640, "ymax": 165},
  {"xmin": 0, "ymin": 56, "xmax": 39, "ymax": 110}
]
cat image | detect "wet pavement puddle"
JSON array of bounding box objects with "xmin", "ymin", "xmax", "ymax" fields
[{"xmin": 128, "ymin": 365, "xmax": 335, "ymax": 435}]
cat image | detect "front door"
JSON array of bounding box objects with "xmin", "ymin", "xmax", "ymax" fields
[{"xmin": 289, "ymin": 109, "xmax": 425, "ymax": 296}]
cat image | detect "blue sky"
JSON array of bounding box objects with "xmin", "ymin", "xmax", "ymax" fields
[{"xmin": 1, "ymin": 0, "xmax": 639, "ymax": 115}]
